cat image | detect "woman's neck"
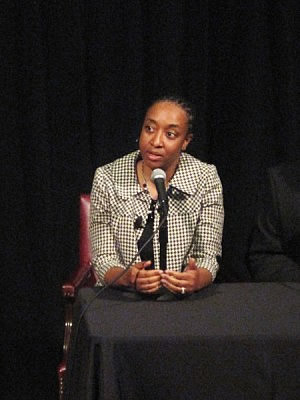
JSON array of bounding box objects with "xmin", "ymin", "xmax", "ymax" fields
[
  {"xmin": 136, "ymin": 158, "xmax": 179, "ymax": 199},
  {"xmin": 142, "ymin": 160, "xmax": 179, "ymax": 184}
]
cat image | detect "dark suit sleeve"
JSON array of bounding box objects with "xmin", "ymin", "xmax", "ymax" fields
[{"xmin": 248, "ymin": 167, "xmax": 300, "ymax": 282}]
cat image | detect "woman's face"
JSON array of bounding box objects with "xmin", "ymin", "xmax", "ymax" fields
[{"xmin": 139, "ymin": 101, "xmax": 192, "ymax": 173}]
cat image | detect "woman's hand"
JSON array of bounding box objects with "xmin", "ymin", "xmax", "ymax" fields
[
  {"xmin": 104, "ymin": 261, "xmax": 151, "ymax": 287},
  {"xmin": 160, "ymin": 258, "xmax": 212, "ymax": 295},
  {"xmin": 135, "ymin": 264, "xmax": 163, "ymax": 294},
  {"xmin": 124, "ymin": 261, "xmax": 152, "ymax": 287},
  {"xmin": 104, "ymin": 261, "xmax": 162, "ymax": 293}
]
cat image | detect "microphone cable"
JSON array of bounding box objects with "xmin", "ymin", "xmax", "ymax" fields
[{"xmin": 65, "ymin": 212, "xmax": 168, "ymax": 400}]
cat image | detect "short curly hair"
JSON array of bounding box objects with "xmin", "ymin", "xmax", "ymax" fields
[{"xmin": 148, "ymin": 95, "xmax": 195, "ymax": 135}]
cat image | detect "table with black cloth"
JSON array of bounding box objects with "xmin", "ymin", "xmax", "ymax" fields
[{"xmin": 65, "ymin": 283, "xmax": 300, "ymax": 400}]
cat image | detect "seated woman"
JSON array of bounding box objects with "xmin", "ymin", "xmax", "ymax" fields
[{"xmin": 90, "ymin": 96, "xmax": 224, "ymax": 295}]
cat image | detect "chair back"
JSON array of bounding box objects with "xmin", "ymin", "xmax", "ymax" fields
[
  {"xmin": 79, "ymin": 194, "xmax": 92, "ymax": 267},
  {"xmin": 58, "ymin": 193, "xmax": 96, "ymax": 400}
]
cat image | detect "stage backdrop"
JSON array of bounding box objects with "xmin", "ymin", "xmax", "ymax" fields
[{"xmin": 1, "ymin": 1, "xmax": 299, "ymax": 399}]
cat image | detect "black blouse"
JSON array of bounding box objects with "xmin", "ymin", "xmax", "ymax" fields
[{"xmin": 137, "ymin": 200, "xmax": 156, "ymax": 269}]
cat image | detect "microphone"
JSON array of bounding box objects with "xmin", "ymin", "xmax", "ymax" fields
[
  {"xmin": 134, "ymin": 216, "xmax": 143, "ymax": 229},
  {"xmin": 151, "ymin": 168, "xmax": 168, "ymax": 216}
]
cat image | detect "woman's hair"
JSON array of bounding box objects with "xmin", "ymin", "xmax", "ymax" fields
[{"xmin": 147, "ymin": 95, "xmax": 195, "ymax": 135}]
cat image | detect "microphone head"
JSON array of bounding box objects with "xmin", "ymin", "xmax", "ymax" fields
[{"xmin": 151, "ymin": 168, "xmax": 166, "ymax": 182}]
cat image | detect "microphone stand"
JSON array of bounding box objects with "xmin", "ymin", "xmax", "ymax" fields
[{"xmin": 159, "ymin": 208, "xmax": 168, "ymax": 271}]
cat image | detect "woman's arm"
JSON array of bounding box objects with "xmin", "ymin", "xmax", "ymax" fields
[
  {"xmin": 161, "ymin": 165, "xmax": 224, "ymax": 294},
  {"xmin": 90, "ymin": 168, "xmax": 128, "ymax": 285},
  {"xmin": 90, "ymin": 169, "xmax": 162, "ymax": 289},
  {"xmin": 190, "ymin": 165, "xmax": 224, "ymax": 280}
]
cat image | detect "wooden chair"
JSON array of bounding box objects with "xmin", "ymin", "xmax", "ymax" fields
[{"xmin": 57, "ymin": 194, "xmax": 98, "ymax": 400}]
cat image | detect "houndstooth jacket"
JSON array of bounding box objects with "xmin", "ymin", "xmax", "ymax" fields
[{"xmin": 90, "ymin": 151, "xmax": 224, "ymax": 285}]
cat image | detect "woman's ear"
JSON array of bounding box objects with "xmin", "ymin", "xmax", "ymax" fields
[{"xmin": 182, "ymin": 133, "xmax": 193, "ymax": 151}]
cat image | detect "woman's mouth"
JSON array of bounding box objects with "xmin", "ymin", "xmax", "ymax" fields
[{"xmin": 146, "ymin": 151, "xmax": 163, "ymax": 161}]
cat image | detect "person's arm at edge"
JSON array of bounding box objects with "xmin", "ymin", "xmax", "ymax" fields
[{"xmin": 248, "ymin": 168, "xmax": 300, "ymax": 281}]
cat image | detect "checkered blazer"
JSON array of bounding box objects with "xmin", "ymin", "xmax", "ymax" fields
[{"xmin": 90, "ymin": 151, "xmax": 224, "ymax": 285}]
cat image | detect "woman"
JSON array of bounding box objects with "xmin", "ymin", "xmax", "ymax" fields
[{"xmin": 90, "ymin": 96, "xmax": 224, "ymax": 295}]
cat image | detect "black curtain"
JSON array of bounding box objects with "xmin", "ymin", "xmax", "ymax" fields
[{"xmin": 1, "ymin": 1, "xmax": 299, "ymax": 399}]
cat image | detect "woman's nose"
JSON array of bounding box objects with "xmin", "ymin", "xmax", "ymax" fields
[{"xmin": 151, "ymin": 131, "xmax": 163, "ymax": 147}]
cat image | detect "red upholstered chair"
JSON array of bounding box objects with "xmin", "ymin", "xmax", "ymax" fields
[{"xmin": 57, "ymin": 194, "xmax": 98, "ymax": 400}]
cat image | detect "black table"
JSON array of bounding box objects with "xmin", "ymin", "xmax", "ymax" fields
[{"xmin": 65, "ymin": 283, "xmax": 300, "ymax": 400}]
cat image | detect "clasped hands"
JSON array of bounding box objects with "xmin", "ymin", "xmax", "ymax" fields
[{"xmin": 126, "ymin": 258, "xmax": 212, "ymax": 295}]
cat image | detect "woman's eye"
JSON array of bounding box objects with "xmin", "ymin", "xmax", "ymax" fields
[
  {"xmin": 166, "ymin": 131, "xmax": 176, "ymax": 138},
  {"xmin": 145, "ymin": 125, "xmax": 154, "ymax": 133}
]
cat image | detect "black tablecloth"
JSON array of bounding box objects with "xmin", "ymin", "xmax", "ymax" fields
[{"xmin": 65, "ymin": 283, "xmax": 300, "ymax": 400}]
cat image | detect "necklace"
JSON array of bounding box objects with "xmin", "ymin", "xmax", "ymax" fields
[
  {"xmin": 141, "ymin": 160, "xmax": 176, "ymax": 192},
  {"xmin": 141, "ymin": 161, "xmax": 149, "ymax": 191}
]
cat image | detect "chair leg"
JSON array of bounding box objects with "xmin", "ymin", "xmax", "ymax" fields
[
  {"xmin": 58, "ymin": 301, "xmax": 72, "ymax": 399},
  {"xmin": 59, "ymin": 373, "xmax": 64, "ymax": 400}
]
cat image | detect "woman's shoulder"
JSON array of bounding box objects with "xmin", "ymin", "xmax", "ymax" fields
[
  {"xmin": 181, "ymin": 152, "xmax": 218, "ymax": 175},
  {"xmin": 94, "ymin": 151, "xmax": 138, "ymax": 179},
  {"xmin": 92, "ymin": 152, "xmax": 140, "ymax": 198},
  {"xmin": 171, "ymin": 153, "xmax": 221, "ymax": 195}
]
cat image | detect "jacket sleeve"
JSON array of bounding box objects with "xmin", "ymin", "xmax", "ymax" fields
[
  {"xmin": 248, "ymin": 168, "xmax": 300, "ymax": 282},
  {"xmin": 89, "ymin": 168, "xmax": 126, "ymax": 285},
  {"xmin": 191, "ymin": 165, "xmax": 224, "ymax": 280}
]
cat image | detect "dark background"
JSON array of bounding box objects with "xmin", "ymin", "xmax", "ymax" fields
[{"xmin": 1, "ymin": 1, "xmax": 299, "ymax": 399}]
